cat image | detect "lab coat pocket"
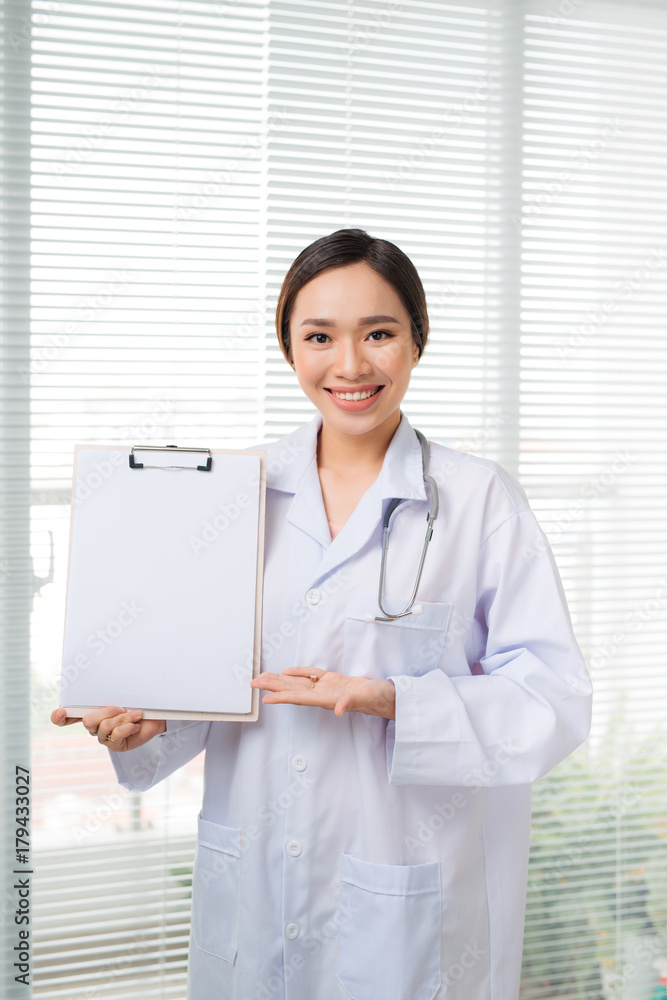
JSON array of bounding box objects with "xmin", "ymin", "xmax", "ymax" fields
[
  {"xmin": 344, "ymin": 591, "xmax": 452, "ymax": 679},
  {"xmin": 192, "ymin": 814, "xmax": 241, "ymax": 964},
  {"xmin": 336, "ymin": 853, "xmax": 441, "ymax": 1000}
]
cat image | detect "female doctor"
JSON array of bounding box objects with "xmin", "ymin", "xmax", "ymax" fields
[{"xmin": 53, "ymin": 228, "xmax": 592, "ymax": 1000}]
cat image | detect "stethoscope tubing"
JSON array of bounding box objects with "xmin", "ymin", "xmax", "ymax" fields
[{"xmin": 374, "ymin": 430, "xmax": 439, "ymax": 622}]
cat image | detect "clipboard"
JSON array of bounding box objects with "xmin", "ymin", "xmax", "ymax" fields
[{"xmin": 59, "ymin": 443, "xmax": 266, "ymax": 721}]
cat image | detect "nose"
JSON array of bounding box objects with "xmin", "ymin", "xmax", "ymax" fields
[{"xmin": 332, "ymin": 337, "xmax": 373, "ymax": 380}]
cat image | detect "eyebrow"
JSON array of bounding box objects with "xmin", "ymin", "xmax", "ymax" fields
[{"xmin": 298, "ymin": 314, "xmax": 401, "ymax": 327}]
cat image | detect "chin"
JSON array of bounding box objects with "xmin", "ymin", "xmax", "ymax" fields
[{"xmin": 323, "ymin": 405, "xmax": 400, "ymax": 433}]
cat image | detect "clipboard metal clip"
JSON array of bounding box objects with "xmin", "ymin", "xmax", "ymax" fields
[{"xmin": 129, "ymin": 444, "xmax": 213, "ymax": 471}]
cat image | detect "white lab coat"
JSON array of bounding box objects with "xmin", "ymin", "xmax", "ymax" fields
[{"xmin": 111, "ymin": 412, "xmax": 592, "ymax": 1000}]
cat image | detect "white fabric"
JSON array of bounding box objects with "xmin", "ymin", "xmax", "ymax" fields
[{"xmin": 110, "ymin": 412, "xmax": 592, "ymax": 1000}]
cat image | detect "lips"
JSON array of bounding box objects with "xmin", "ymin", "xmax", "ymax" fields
[
  {"xmin": 323, "ymin": 384, "xmax": 385, "ymax": 412},
  {"xmin": 325, "ymin": 385, "xmax": 383, "ymax": 401}
]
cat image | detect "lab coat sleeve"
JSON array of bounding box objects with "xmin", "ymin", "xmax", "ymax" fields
[
  {"xmin": 386, "ymin": 509, "xmax": 592, "ymax": 787},
  {"xmin": 109, "ymin": 719, "xmax": 210, "ymax": 792}
]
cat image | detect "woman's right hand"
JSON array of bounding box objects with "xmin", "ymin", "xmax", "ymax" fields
[{"xmin": 51, "ymin": 705, "xmax": 166, "ymax": 751}]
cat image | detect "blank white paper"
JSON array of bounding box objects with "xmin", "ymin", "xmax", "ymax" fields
[{"xmin": 60, "ymin": 446, "xmax": 263, "ymax": 715}]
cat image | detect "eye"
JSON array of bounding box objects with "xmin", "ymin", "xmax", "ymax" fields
[
  {"xmin": 304, "ymin": 332, "xmax": 331, "ymax": 344},
  {"xmin": 367, "ymin": 329, "xmax": 394, "ymax": 341}
]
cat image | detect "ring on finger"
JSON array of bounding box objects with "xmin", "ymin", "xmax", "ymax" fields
[{"xmin": 106, "ymin": 734, "xmax": 122, "ymax": 744}]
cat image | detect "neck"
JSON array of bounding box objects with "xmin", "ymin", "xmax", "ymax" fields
[{"xmin": 317, "ymin": 411, "xmax": 401, "ymax": 473}]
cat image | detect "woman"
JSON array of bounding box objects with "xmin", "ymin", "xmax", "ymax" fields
[{"xmin": 53, "ymin": 228, "xmax": 592, "ymax": 1000}]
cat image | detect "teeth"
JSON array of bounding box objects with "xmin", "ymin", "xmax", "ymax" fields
[{"xmin": 331, "ymin": 388, "xmax": 378, "ymax": 401}]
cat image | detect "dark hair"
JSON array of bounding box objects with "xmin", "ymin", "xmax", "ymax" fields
[{"xmin": 275, "ymin": 228, "xmax": 429, "ymax": 363}]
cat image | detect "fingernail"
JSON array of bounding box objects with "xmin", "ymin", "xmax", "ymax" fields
[{"xmin": 130, "ymin": 709, "xmax": 143, "ymax": 720}]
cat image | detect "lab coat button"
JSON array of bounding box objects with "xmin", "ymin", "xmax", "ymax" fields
[
  {"xmin": 286, "ymin": 839, "xmax": 303, "ymax": 857},
  {"xmin": 285, "ymin": 922, "xmax": 300, "ymax": 939},
  {"xmin": 292, "ymin": 755, "xmax": 307, "ymax": 772},
  {"xmin": 305, "ymin": 589, "xmax": 321, "ymax": 605}
]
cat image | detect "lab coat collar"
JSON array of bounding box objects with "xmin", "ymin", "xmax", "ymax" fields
[
  {"xmin": 264, "ymin": 414, "xmax": 322, "ymax": 496},
  {"xmin": 264, "ymin": 411, "xmax": 427, "ymax": 504},
  {"xmin": 265, "ymin": 413, "xmax": 428, "ymax": 574},
  {"xmin": 374, "ymin": 413, "xmax": 428, "ymax": 504}
]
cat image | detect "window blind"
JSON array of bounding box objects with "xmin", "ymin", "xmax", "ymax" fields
[
  {"xmin": 517, "ymin": 4, "xmax": 667, "ymax": 995},
  {"xmin": 1, "ymin": 2, "xmax": 33, "ymax": 998},
  {"xmin": 264, "ymin": 0, "xmax": 513, "ymax": 454},
  {"xmin": 29, "ymin": 1, "xmax": 267, "ymax": 996},
  {"xmin": 0, "ymin": 1, "xmax": 665, "ymax": 998}
]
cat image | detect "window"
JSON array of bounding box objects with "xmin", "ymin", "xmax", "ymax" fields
[{"xmin": 1, "ymin": 1, "xmax": 665, "ymax": 996}]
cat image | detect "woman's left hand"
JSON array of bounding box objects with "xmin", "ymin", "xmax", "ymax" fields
[{"xmin": 250, "ymin": 668, "xmax": 396, "ymax": 720}]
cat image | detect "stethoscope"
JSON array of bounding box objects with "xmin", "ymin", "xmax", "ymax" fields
[{"xmin": 373, "ymin": 429, "xmax": 439, "ymax": 623}]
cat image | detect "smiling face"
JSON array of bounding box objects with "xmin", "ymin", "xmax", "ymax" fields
[{"xmin": 289, "ymin": 262, "xmax": 419, "ymax": 441}]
